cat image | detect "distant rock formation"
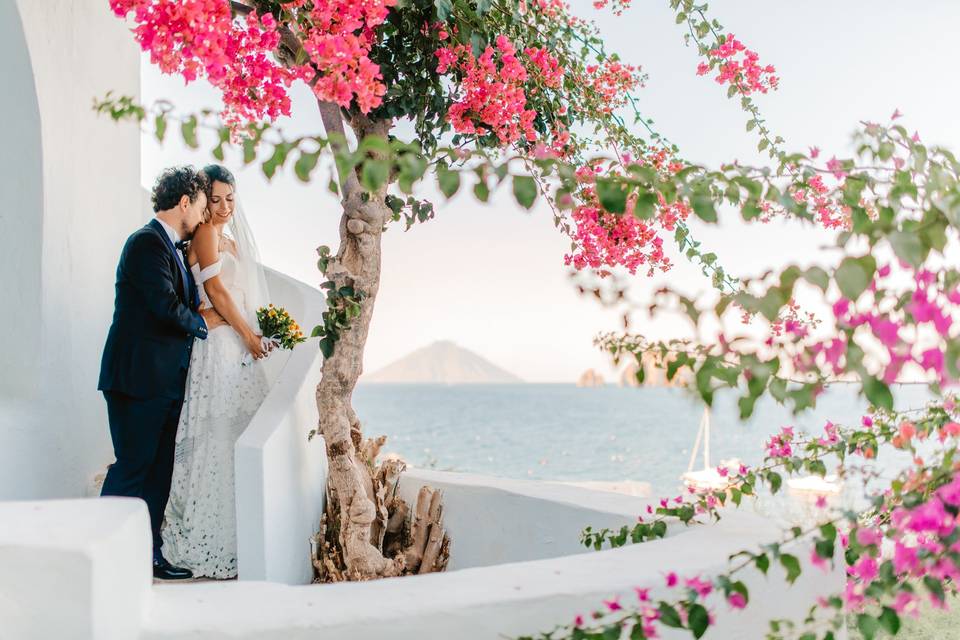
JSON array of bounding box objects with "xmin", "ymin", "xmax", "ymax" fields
[
  {"xmin": 619, "ymin": 353, "xmax": 692, "ymax": 388},
  {"xmin": 576, "ymin": 368, "xmax": 606, "ymax": 387},
  {"xmin": 363, "ymin": 341, "xmax": 523, "ymax": 384}
]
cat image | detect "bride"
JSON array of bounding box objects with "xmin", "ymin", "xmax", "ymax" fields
[{"xmin": 161, "ymin": 164, "xmax": 270, "ymax": 579}]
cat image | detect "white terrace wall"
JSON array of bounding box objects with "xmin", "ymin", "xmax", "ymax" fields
[
  {"xmin": 236, "ymin": 269, "xmax": 328, "ymax": 585},
  {"xmin": 0, "ymin": 0, "xmax": 141, "ymax": 500},
  {"xmin": 0, "ymin": 480, "xmax": 846, "ymax": 640}
]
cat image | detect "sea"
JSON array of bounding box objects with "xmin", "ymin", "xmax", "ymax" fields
[{"xmin": 352, "ymin": 383, "xmax": 933, "ymax": 500}]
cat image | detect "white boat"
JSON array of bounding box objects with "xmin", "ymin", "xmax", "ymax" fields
[
  {"xmin": 681, "ymin": 408, "xmax": 740, "ymax": 491},
  {"xmin": 787, "ymin": 474, "xmax": 841, "ymax": 495}
]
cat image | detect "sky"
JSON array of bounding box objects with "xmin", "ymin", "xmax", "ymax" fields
[{"xmin": 140, "ymin": 1, "xmax": 960, "ymax": 383}]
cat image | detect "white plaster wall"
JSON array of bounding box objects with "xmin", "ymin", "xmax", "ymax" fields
[
  {"xmin": 1, "ymin": 480, "xmax": 844, "ymax": 640},
  {"xmin": 0, "ymin": 498, "xmax": 152, "ymax": 640},
  {"xmin": 0, "ymin": 0, "xmax": 42, "ymax": 399},
  {"xmin": 0, "ymin": 0, "xmax": 141, "ymax": 500},
  {"xmin": 397, "ymin": 468, "xmax": 686, "ymax": 569},
  {"xmin": 236, "ymin": 269, "xmax": 328, "ymax": 584}
]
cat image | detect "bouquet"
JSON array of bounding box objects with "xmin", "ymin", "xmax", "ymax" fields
[{"xmin": 242, "ymin": 304, "xmax": 306, "ymax": 365}]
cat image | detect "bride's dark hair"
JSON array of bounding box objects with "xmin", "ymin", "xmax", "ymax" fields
[{"xmin": 200, "ymin": 164, "xmax": 236, "ymax": 193}]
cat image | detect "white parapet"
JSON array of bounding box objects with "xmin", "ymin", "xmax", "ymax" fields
[
  {"xmin": 143, "ymin": 472, "xmax": 843, "ymax": 639},
  {"xmin": 0, "ymin": 474, "xmax": 845, "ymax": 639},
  {"xmin": 235, "ymin": 268, "xmax": 328, "ymax": 585},
  {"xmin": 0, "ymin": 498, "xmax": 152, "ymax": 640}
]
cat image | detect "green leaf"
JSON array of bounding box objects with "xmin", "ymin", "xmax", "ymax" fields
[
  {"xmin": 815, "ymin": 539, "xmax": 834, "ymax": 560},
  {"xmin": 512, "ymin": 175, "xmax": 537, "ymax": 209},
  {"xmin": 318, "ymin": 336, "xmax": 335, "ymax": 358},
  {"xmin": 878, "ymin": 607, "xmax": 901, "ymax": 635},
  {"xmin": 658, "ymin": 603, "xmax": 682, "ymax": 628},
  {"xmin": 687, "ymin": 603, "xmax": 710, "ymax": 638},
  {"xmin": 437, "ymin": 166, "xmax": 461, "ymax": 198},
  {"xmin": 863, "ymin": 376, "xmax": 894, "ymax": 411},
  {"xmin": 634, "ymin": 362, "xmax": 646, "ymax": 385},
  {"xmin": 294, "ymin": 151, "xmax": 319, "ymax": 182},
  {"xmin": 758, "ymin": 287, "xmax": 786, "ymax": 321},
  {"xmin": 857, "ymin": 614, "xmax": 879, "ymax": 640},
  {"xmin": 889, "ymin": 230, "xmax": 928, "ymax": 267},
  {"xmin": 924, "ymin": 575, "xmax": 946, "ymax": 604},
  {"xmin": 434, "ymin": 0, "xmax": 453, "ymax": 21},
  {"xmin": 602, "ymin": 624, "xmax": 620, "ymax": 640},
  {"xmin": 820, "ymin": 522, "xmax": 837, "ymax": 542},
  {"xmin": 633, "ymin": 189, "xmax": 658, "ymax": 220},
  {"xmin": 803, "ymin": 266, "xmax": 830, "ymax": 292},
  {"xmin": 691, "ymin": 188, "xmax": 718, "ymax": 223},
  {"xmin": 755, "ymin": 553, "xmax": 770, "ymax": 574},
  {"xmin": 361, "ymin": 158, "xmax": 390, "ymax": 191},
  {"xmin": 780, "ymin": 554, "xmax": 801, "ymax": 584},
  {"xmin": 155, "ymin": 114, "xmax": 167, "ymax": 142},
  {"xmin": 473, "ymin": 180, "xmax": 489, "ymax": 202},
  {"xmin": 181, "ymin": 116, "xmax": 198, "ymax": 149},
  {"xmin": 766, "ymin": 471, "xmax": 783, "ymax": 495},
  {"xmin": 243, "ymin": 138, "xmax": 257, "ymax": 164},
  {"xmin": 596, "ymin": 177, "xmax": 629, "ymax": 214},
  {"xmin": 835, "ymin": 255, "xmax": 876, "ymax": 300}
]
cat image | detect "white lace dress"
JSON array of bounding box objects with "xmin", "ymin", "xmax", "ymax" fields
[{"xmin": 161, "ymin": 250, "xmax": 268, "ymax": 579}]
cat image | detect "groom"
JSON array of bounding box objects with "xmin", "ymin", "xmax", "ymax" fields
[{"xmin": 98, "ymin": 166, "xmax": 221, "ymax": 580}]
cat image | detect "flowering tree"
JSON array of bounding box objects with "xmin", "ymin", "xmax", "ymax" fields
[
  {"xmin": 104, "ymin": 0, "xmax": 679, "ymax": 581},
  {"xmin": 102, "ymin": 0, "xmax": 960, "ymax": 635}
]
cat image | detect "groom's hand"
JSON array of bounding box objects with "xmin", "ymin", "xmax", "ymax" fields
[{"xmin": 200, "ymin": 307, "xmax": 226, "ymax": 330}]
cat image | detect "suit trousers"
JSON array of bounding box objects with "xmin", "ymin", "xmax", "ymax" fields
[{"xmin": 100, "ymin": 389, "xmax": 185, "ymax": 560}]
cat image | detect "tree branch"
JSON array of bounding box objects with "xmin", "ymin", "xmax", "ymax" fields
[
  {"xmin": 316, "ymin": 100, "xmax": 361, "ymax": 200},
  {"xmin": 229, "ymin": 1, "xmax": 254, "ymax": 16}
]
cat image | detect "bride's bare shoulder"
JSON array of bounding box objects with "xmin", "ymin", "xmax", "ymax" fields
[
  {"xmin": 192, "ymin": 222, "xmax": 218, "ymax": 246},
  {"xmin": 190, "ymin": 223, "xmax": 220, "ymax": 265}
]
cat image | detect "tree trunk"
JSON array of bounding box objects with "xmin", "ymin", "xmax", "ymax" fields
[{"xmin": 311, "ymin": 107, "xmax": 449, "ymax": 580}]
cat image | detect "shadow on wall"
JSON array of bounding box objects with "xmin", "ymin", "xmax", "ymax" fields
[
  {"xmin": 0, "ymin": 1, "xmax": 42, "ymax": 401},
  {"xmin": 0, "ymin": 0, "xmax": 141, "ymax": 502}
]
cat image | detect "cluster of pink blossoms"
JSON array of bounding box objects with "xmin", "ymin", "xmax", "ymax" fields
[
  {"xmin": 697, "ymin": 34, "xmax": 778, "ymax": 96},
  {"xmin": 591, "ymin": 0, "xmax": 632, "ymax": 14},
  {"xmin": 765, "ymin": 426, "xmax": 795, "ymax": 458},
  {"xmin": 110, "ymin": 0, "xmax": 393, "ymax": 127},
  {"xmin": 109, "ymin": 0, "xmax": 306, "ymax": 126},
  {"xmin": 436, "ymin": 36, "xmax": 546, "ymax": 145},
  {"xmin": 585, "ymin": 59, "xmax": 644, "ymax": 114},
  {"xmin": 565, "ymin": 151, "xmax": 691, "ymax": 277},
  {"xmin": 840, "ymin": 469, "xmax": 960, "ymax": 616},
  {"xmin": 825, "ymin": 266, "xmax": 958, "ymax": 385},
  {"xmin": 564, "ymin": 200, "xmax": 669, "ymax": 276},
  {"xmin": 789, "ymin": 173, "xmax": 852, "ymax": 230},
  {"xmin": 298, "ymin": 0, "xmax": 395, "ymax": 113}
]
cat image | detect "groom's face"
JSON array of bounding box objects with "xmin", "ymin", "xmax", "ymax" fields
[{"xmin": 180, "ymin": 192, "xmax": 207, "ymax": 240}]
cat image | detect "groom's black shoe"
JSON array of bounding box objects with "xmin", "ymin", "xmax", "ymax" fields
[{"xmin": 153, "ymin": 556, "xmax": 193, "ymax": 581}]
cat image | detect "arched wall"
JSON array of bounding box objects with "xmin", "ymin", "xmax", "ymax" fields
[{"xmin": 0, "ymin": 0, "xmax": 142, "ymax": 499}]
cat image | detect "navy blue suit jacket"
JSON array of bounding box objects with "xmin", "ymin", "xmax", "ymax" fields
[{"xmin": 98, "ymin": 219, "xmax": 208, "ymax": 400}]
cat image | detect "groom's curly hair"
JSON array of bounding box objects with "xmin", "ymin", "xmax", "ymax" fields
[{"xmin": 151, "ymin": 166, "xmax": 208, "ymax": 213}]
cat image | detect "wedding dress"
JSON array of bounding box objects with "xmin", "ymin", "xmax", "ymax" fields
[{"xmin": 161, "ymin": 246, "xmax": 269, "ymax": 579}]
